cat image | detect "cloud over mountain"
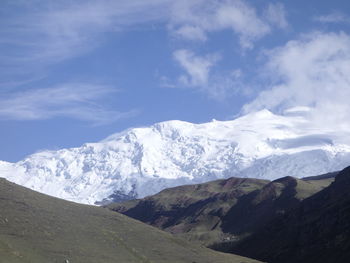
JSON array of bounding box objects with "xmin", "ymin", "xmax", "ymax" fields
[{"xmin": 244, "ymin": 32, "xmax": 350, "ymax": 135}]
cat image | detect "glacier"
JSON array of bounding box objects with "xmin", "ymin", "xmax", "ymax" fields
[{"xmin": 1, "ymin": 108, "xmax": 350, "ymax": 204}]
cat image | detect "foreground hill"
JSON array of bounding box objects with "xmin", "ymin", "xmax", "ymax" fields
[
  {"xmin": 110, "ymin": 168, "xmax": 350, "ymax": 263},
  {"xmin": 228, "ymin": 167, "xmax": 350, "ymax": 263},
  {"xmin": 109, "ymin": 173, "xmax": 335, "ymax": 246},
  {"xmin": 0, "ymin": 179, "xmax": 261, "ymax": 263},
  {"xmin": 1, "ymin": 108, "xmax": 350, "ymax": 204}
]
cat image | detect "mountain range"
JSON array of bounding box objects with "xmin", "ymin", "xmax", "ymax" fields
[{"xmin": 1, "ymin": 108, "xmax": 350, "ymax": 204}]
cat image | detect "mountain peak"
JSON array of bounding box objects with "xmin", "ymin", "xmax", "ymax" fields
[{"xmin": 1, "ymin": 109, "xmax": 350, "ymax": 204}]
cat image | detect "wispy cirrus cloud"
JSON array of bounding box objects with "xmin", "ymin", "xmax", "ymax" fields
[
  {"xmin": 172, "ymin": 49, "xmax": 246, "ymax": 99},
  {"xmin": 1, "ymin": 0, "xmax": 287, "ymax": 73},
  {"xmin": 1, "ymin": 0, "xmax": 169, "ymax": 123},
  {"xmin": 170, "ymin": 0, "xmax": 287, "ymax": 49},
  {"xmin": 0, "ymin": 83, "xmax": 137, "ymax": 125},
  {"xmin": 1, "ymin": 0, "xmax": 289, "ymax": 121},
  {"xmin": 313, "ymin": 11, "xmax": 350, "ymax": 24},
  {"xmin": 0, "ymin": 0, "xmax": 172, "ymax": 79}
]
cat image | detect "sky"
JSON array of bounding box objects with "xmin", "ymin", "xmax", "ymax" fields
[{"xmin": 1, "ymin": 0, "xmax": 350, "ymax": 162}]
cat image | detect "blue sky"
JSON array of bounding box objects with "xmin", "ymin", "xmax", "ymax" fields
[{"xmin": 1, "ymin": 0, "xmax": 350, "ymax": 162}]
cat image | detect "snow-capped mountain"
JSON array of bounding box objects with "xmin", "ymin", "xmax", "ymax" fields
[{"xmin": 1, "ymin": 108, "xmax": 350, "ymax": 204}]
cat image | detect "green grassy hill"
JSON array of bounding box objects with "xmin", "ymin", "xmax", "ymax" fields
[
  {"xmin": 229, "ymin": 166, "xmax": 350, "ymax": 263},
  {"xmin": 109, "ymin": 174, "xmax": 334, "ymax": 247},
  {"xmin": 0, "ymin": 178, "xmax": 261, "ymax": 263}
]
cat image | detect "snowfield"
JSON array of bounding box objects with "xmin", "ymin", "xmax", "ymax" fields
[{"xmin": 1, "ymin": 108, "xmax": 350, "ymax": 204}]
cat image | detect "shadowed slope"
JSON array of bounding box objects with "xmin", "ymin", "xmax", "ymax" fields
[
  {"xmin": 109, "ymin": 174, "xmax": 333, "ymax": 247},
  {"xmin": 0, "ymin": 178, "xmax": 261, "ymax": 263},
  {"xmin": 228, "ymin": 167, "xmax": 350, "ymax": 263}
]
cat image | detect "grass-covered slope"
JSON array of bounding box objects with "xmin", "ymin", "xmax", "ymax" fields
[
  {"xmin": 109, "ymin": 175, "xmax": 334, "ymax": 247},
  {"xmin": 0, "ymin": 178, "xmax": 261, "ymax": 263},
  {"xmin": 108, "ymin": 178, "xmax": 269, "ymax": 245},
  {"xmin": 228, "ymin": 166, "xmax": 350, "ymax": 263}
]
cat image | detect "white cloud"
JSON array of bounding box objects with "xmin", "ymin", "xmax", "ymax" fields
[
  {"xmin": 243, "ymin": 32, "xmax": 350, "ymax": 130},
  {"xmin": 0, "ymin": 83, "xmax": 137, "ymax": 125},
  {"xmin": 174, "ymin": 25, "xmax": 207, "ymax": 41},
  {"xmin": 0, "ymin": 0, "xmax": 177, "ymax": 90},
  {"xmin": 0, "ymin": 0, "xmax": 165, "ymax": 123},
  {"xmin": 168, "ymin": 1, "xmax": 288, "ymax": 99},
  {"xmin": 174, "ymin": 49, "xmax": 220, "ymax": 86},
  {"xmin": 215, "ymin": 1, "xmax": 271, "ymax": 49},
  {"xmin": 173, "ymin": 49, "xmax": 246, "ymax": 99},
  {"xmin": 1, "ymin": 0, "xmax": 289, "ymax": 108},
  {"xmin": 0, "ymin": 0, "xmax": 172, "ymax": 70},
  {"xmin": 314, "ymin": 12, "xmax": 350, "ymax": 24},
  {"xmin": 1, "ymin": 0, "xmax": 288, "ymax": 78},
  {"xmin": 264, "ymin": 3, "xmax": 288, "ymax": 29},
  {"xmin": 170, "ymin": 0, "xmax": 283, "ymax": 48},
  {"xmin": 1, "ymin": 0, "xmax": 289, "ymax": 82}
]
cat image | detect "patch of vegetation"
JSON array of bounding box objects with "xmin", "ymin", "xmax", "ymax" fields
[
  {"xmin": 228, "ymin": 167, "xmax": 350, "ymax": 263},
  {"xmin": 109, "ymin": 174, "xmax": 334, "ymax": 248},
  {"xmin": 0, "ymin": 178, "xmax": 260, "ymax": 263}
]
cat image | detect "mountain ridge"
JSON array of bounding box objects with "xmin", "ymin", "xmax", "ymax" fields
[
  {"xmin": 227, "ymin": 166, "xmax": 350, "ymax": 263},
  {"xmin": 108, "ymin": 172, "xmax": 335, "ymax": 246},
  {"xmin": 1, "ymin": 108, "xmax": 350, "ymax": 204},
  {"xmin": 108, "ymin": 168, "xmax": 350, "ymax": 262}
]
